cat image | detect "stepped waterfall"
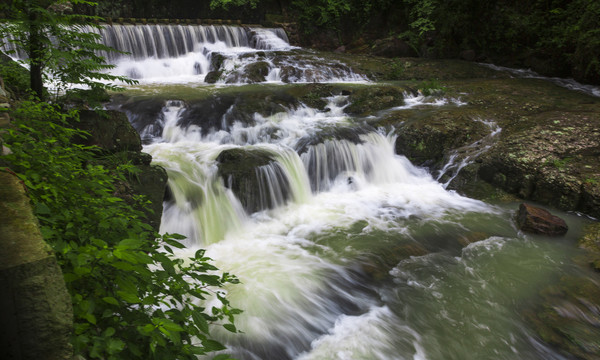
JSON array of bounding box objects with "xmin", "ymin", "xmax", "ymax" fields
[{"xmin": 4, "ymin": 23, "xmax": 593, "ymax": 359}]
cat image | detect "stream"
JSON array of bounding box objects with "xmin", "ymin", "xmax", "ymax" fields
[{"xmin": 14, "ymin": 24, "xmax": 596, "ymax": 359}]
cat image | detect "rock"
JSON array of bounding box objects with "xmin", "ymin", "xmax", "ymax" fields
[
  {"xmin": 578, "ymin": 222, "xmax": 600, "ymax": 271},
  {"xmin": 389, "ymin": 108, "xmax": 490, "ymax": 169},
  {"xmin": 75, "ymin": 110, "xmax": 142, "ymax": 153},
  {"xmin": 0, "ymin": 172, "xmax": 73, "ymax": 360},
  {"xmin": 371, "ymin": 37, "xmax": 416, "ymax": 58},
  {"xmin": 516, "ymin": 203, "xmax": 568, "ymax": 236},
  {"xmin": 460, "ymin": 49, "xmax": 477, "ymax": 62},
  {"xmin": 177, "ymin": 91, "xmax": 297, "ymax": 135},
  {"xmin": 128, "ymin": 164, "xmax": 168, "ymax": 232},
  {"xmin": 345, "ymin": 85, "xmax": 406, "ymax": 116},
  {"xmin": 525, "ymin": 275, "xmax": 600, "ymax": 360},
  {"xmin": 242, "ymin": 61, "xmax": 271, "ymax": 83},
  {"xmin": 204, "ymin": 70, "xmax": 222, "ymax": 84},
  {"xmin": 114, "ymin": 97, "xmax": 166, "ymax": 142},
  {"xmin": 217, "ymin": 148, "xmax": 290, "ymax": 214}
]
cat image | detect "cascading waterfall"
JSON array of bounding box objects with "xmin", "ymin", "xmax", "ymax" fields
[
  {"xmin": 122, "ymin": 84, "xmax": 584, "ymax": 359},
  {"xmin": 1, "ymin": 22, "xmax": 365, "ymax": 84},
  {"xmin": 7, "ymin": 16, "xmax": 588, "ymax": 358}
]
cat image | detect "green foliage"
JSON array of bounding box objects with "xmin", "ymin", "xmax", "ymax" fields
[
  {"xmin": 417, "ymin": 79, "xmax": 445, "ymax": 96},
  {"xmin": 403, "ymin": 0, "xmax": 436, "ymax": 35},
  {"xmin": 1, "ymin": 102, "xmax": 240, "ymax": 359},
  {"xmin": 0, "ymin": 0, "xmax": 136, "ymax": 100},
  {"xmin": 0, "ymin": 54, "xmax": 32, "ymax": 98},
  {"xmin": 209, "ymin": 0, "xmax": 260, "ymax": 10}
]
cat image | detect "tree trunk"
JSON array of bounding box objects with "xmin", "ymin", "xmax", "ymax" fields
[{"xmin": 27, "ymin": 0, "xmax": 46, "ymax": 100}]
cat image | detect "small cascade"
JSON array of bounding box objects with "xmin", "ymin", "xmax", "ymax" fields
[
  {"xmin": 436, "ymin": 118, "xmax": 502, "ymax": 187},
  {"xmin": 248, "ymin": 28, "xmax": 292, "ymax": 50}
]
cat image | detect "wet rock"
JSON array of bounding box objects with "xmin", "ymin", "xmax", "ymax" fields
[
  {"xmin": 204, "ymin": 70, "xmax": 222, "ymax": 84},
  {"xmin": 178, "ymin": 91, "xmax": 297, "ymax": 135},
  {"xmin": 389, "ymin": 108, "xmax": 490, "ymax": 169},
  {"xmin": 74, "ymin": 109, "xmax": 167, "ymax": 231},
  {"xmin": 525, "ymin": 275, "xmax": 600, "ymax": 360},
  {"xmin": 128, "ymin": 164, "xmax": 168, "ymax": 232},
  {"xmin": 294, "ymin": 125, "xmax": 374, "ymax": 155},
  {"xmin": 361, "ymin": 242, "xmax": 429, "ymax": 281},
  {"xmin": 115, "ymin": 97, "xmax": 166, "ymax": 142},
  {"xmin": 578, "ymin": 222, "xmax": 600, "ymax": 271},
  {"xmin": 217, "ymin": 148, "xmax": 290, "ymax": 214},
  {"xmin": 240, "ymin": 61, "xmax": 271, "ymax": 83},
  {"xmin": 345, "ymin": 85, "xmax": 406, "ymax": 116},
  {"xmin": 516, "ymin": 203, "xmax": 568, "ymax": 236}
]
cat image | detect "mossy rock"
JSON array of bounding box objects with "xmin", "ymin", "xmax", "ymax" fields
[
  {"xmin": 526, "ymin": 275, "xmax": 600, "ymax": 360},
  {"xmin": 242, "ymin": 61, "xmax": 271, "ymax": 83},
  {"xmin": 217, "ymin": 148, "xmax": 290, "ymax": 214},
  {"xmin": 204, "ymin": 70, "xmax": 222, "ymax": 84},
  {"xmin": 345, "ymin": 85, "xmax": 406, "ymax": 116},
  {"xmin": 578, "ymin": 222, "xmax": 600, "ymax": 271},
  {"xmin": 75, "ymin": 110, "xmax": 142, "ymax": 153},
  {"xmin": 389, "ymin": 107, "xmax": 489, "ymax": 169}
]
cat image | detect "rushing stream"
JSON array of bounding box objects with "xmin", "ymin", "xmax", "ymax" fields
[
  {"xmin": 135, "ymin": 91, "xmax": 588, "ymax": 360},
  {"xmin": 9, "ymin": 23, "xmax": 592, "ymax": 359}
]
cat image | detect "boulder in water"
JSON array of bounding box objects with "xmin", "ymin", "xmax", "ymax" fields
[
  {"xmin": 217, "ymin": 148, "xmax": 290, "ymax": 214},
  {"xmin": 516, "ymin": 203, "xmax": 568, "ymax": 236}
]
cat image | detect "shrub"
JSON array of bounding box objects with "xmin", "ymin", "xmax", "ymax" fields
[{"xmin": 1, "ymin": 101, "xmax": 239, "ymax": 360}]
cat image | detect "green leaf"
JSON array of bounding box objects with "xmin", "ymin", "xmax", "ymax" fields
[
  {"xmin": 192, "ymin": 311, "xmax": 209, "ymax": 333},
  {"xmin": 212, "ymin": 354, "xmax": 235, "ymax": 360},
  {"xmin": 106, "ymin": 338, "xmax": 125, "ymax": 354},
  {"xmin": 223, "ymin": 324, "xmax": 237, "ymax": 333},
  {"xmin": 103, "ymin": 327, "xmax": 116, "ymax": 337},
  {"xmin": 102, "ymin": 297, "xmax": 119, "ymax": 306},
  {"xmin": 163, "ymin": 237, "xmax": 186, "ymax": 249},
  {"xmin": 160, "ymin": 318, "xmax": 184, "ymax": 332},
  {"xmin": 35, "ymin": 202, "xmax": 51, "ymax": 215},
  {"xmin": 117, "ymin": 290, "xmax": 141, "ymax": 304},
  {"xmin": 202, "ymin": 339, "xmax": 226, "ymax": 352}
]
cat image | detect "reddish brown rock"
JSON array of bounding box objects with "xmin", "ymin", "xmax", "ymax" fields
[{"xmin": 517, "ymin": 203, "xmax": 568, "ymax": 236}]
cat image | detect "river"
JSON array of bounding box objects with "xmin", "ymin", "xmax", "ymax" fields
[{"xmin": 75, "ymin": 24, "xmax": 598, "ymax": 359}]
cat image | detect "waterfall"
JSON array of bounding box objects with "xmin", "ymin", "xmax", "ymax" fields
[
  {"xmin": 113, "ymin": 80, "xmax": 588, "ymax": 359},
  {"xmin": 2, "ymin": 23, "xmax": 366, "ymax": 84}
]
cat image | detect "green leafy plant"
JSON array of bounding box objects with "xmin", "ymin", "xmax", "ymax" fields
[
  {"xmin": 2, "ymin": 101, "xmax": 240, "ymax": 359},
  {"xmin": 0, "ymin": 0, "xmax": 136, "ymax": 100},
  {"xmin": 417, "ymin": 79, "xmax": 445, "ymax": 96}
]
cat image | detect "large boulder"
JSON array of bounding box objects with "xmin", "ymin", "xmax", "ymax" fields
[
  {"xmin": 0, "ymin": 172, "xmax": 73, "ymax": 360},
  {"xmin": 75, "ymin": 110, "xmax": 167, "ymax": 231},
  {"xmin": 516, "ymin": 203, "xmax": 568, "ymax": 236},
  {"xmin": 75, "ymin": 110, "xmax": 142, "ymax": 152}
]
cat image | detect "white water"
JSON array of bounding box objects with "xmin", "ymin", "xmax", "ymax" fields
[
  {"xmin": 4, "ymin": 21, "xmax": 588, "ymax": 358},
  {"xmin": 1, "ymin": 23, "xmax": 365, "ymax": 85},
  {"xmin": 130, "ymin": 90, "xmax": 582, "ymax": 359}
]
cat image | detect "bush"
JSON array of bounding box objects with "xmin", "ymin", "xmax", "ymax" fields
[{"xmin": 1, "ymin": 101, "xmax": 239, "ymax": 360}]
